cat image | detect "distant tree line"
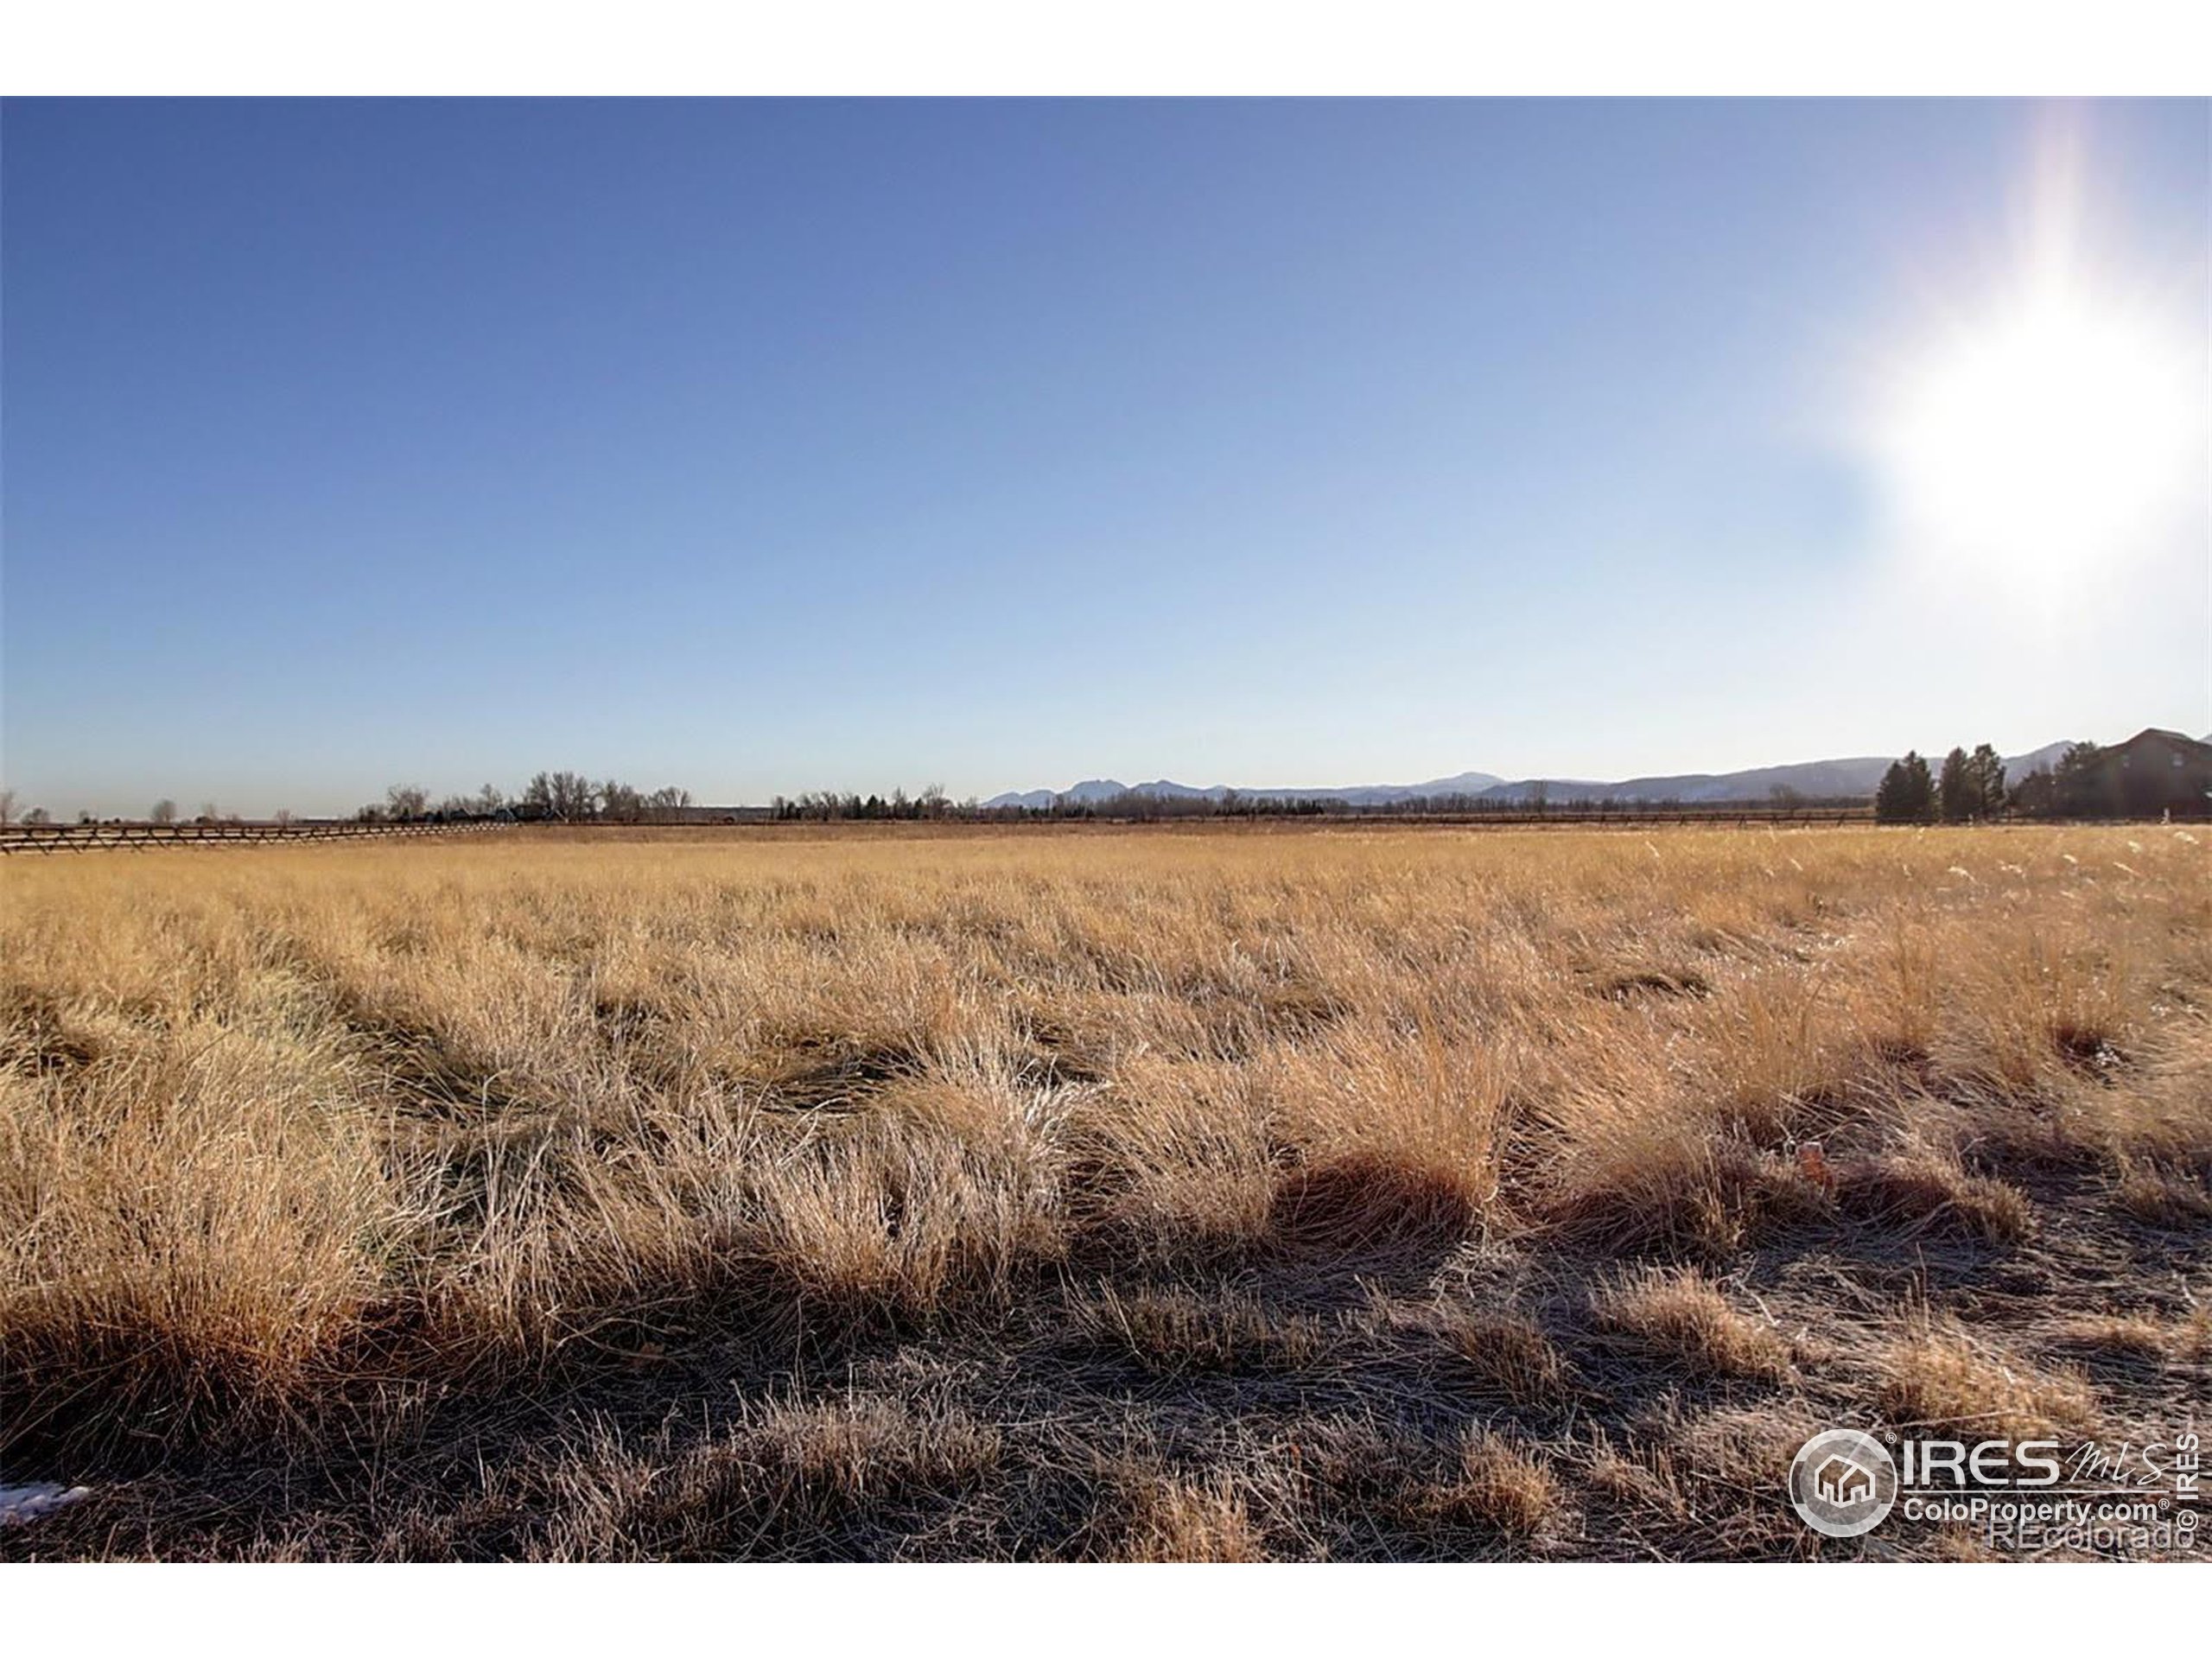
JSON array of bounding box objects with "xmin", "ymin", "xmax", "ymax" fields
[
  {"xmin": 11, "ymin": 796, "xmax": 245, "ymax": 828},
  {"xmin": 1875, "ymin": 741, "xmax": 2129, "ymax": 823},
  {"xmin": 977, "ymin": 788, "xmax": 1870, "ymax": 823},
  {"xmin": 2004, "ymin": 742, "xmax": 2133, "ymax": 820},
  {"xmin": 1875, "ymin": 745, "xmax": 2006, "ymax": 824},
  {"xmin": 770, "ymin": 785, "xmax": 963, "ymax": 822},
  {"xmin": 355, "ymin": 772, "xmax": 696, "ymax": 824}
]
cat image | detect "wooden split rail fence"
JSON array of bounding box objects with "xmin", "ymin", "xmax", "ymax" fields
[
  {"xmin": 2, "ymin": 810, "xmax": 1890, "ymax": 855},
  {"xmin": 0, "ymin": 820, "xmax": 509, "ymax": 855}
]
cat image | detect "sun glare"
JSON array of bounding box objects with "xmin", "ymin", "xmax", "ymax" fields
[
  {"xmin": 1885, "ymin": 287, "xmax": 2195, "ymax": 579},
  {"xmin": 1872, "ymin": 141, "xmax": 2201, "ymax": 590}
]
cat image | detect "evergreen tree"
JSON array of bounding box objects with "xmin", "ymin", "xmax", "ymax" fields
[
  {"xmin": 1876, "ymin": 751, "xmax": 1936, "ymax": 823},
  {"xmin": 1937, "ymin": 747, "xmax": 1971, "ymax": 823},
  {"xmin": 2050, "ymin": 742, "xmax": 2106, "ymax": 817},
  {"xmin": 1967, "ymin": 743, "xmax": 2007, "ymax": 817}
]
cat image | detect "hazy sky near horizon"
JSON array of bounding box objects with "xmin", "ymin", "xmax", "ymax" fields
[{"xmin": 3, "ymin": 98, "xmax": 2206, "ymax": 816}]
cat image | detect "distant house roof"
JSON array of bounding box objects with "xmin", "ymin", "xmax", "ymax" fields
[
  {"xmin": 2110, "ymin": 728, "xmax": 2212, "ymax": 761},
  {"xmin": 2077, "ymin": 728, "xmax": 2212, "ymax": 815}
]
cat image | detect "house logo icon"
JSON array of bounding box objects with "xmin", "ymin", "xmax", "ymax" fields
[
  {"xmin": 1789, "ymin": 1429, "xmax": 1898, "ymax": 1537},
  {"xmin": 1815, "ymin": 1453, "xmax": 1876, "ymax": 1507}
]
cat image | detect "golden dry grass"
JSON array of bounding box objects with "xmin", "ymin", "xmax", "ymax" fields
[
  {"xmin": 1589, "ymin": 1267, "xmax": 1794, "ymax": 1381},
  {"xmin": 1118, "ymin": 1474, "xmax": 1270, "ymax": 1562},
  {"xmin": 1876, "ymin": 1318, "xmax": 2101, "ymax": 1443},
  {"xmin": 1, "ymin": 820, "xmax": 2206, "ymax": 1560},
  {"xmin": 1413, "ymin": 1429, "xmax": 1565, "ymax": 1539}
]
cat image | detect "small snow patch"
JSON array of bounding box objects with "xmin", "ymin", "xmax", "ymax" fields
[{"xmin": 0, "ymin": 1483, "xmax": 91, "ymax": 1529}]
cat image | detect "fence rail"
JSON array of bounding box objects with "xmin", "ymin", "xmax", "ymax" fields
[{"xmin": 0, "ymin": 820, "xmax": 508, "ymax": 855}]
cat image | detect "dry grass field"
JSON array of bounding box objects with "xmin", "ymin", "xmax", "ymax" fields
[{"xmin": 2, "ymin": 822, "xmax": 2206, "ymax": 1560}]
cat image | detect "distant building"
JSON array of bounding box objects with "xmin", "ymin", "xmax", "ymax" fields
[{"xmin": 2074, "ymin": 728, "xmax": 2212, "ymax": 817}]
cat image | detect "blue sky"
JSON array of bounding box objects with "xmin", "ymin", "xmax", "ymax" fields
[{"xmin": 3, "ymin": 98, "xmax": 2205, "ymax": 815}]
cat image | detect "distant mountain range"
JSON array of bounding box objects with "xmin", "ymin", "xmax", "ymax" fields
[
  {"xmin": 982, "ymin": 771, "xmax": 1507, "ymax": 811},
  {"xmin": 982, "ymin": 742, "xmax": 2088, "ymax": 810}
]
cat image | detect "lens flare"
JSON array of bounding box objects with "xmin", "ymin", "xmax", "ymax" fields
[{"xmin": 1868, "ymin": 132, "xmax": 2202, "ymax": 591}]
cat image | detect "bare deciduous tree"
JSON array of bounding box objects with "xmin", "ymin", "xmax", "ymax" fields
[
  {"xmin": 149, "ymin": 799, "xmax": 178, "ymax": 824},
  {"xmin": 646, "ymin": 785, "xmax": 692, "ymax": 818},
  {"xmin": 523, "ymin": 771, "xmax": 598, "ymax": 820}
]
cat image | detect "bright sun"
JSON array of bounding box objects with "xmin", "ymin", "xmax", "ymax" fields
[
  {"xmin": 1881, "ymin": 280, "xmax": 2197, "ymax": 583},
  {"xmin": 1871, "ymin": 131, "xmax": 2201, "ymax": 591}
]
